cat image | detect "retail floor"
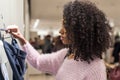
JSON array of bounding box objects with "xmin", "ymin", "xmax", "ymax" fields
[{"xmin": 29, "ymin": 74, "xmax": 55, "ymax": 80}]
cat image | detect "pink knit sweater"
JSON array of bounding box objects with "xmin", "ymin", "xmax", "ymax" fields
[{"xmin": 22, "ymin": 42, "xmax": 107, "ymax": 80}]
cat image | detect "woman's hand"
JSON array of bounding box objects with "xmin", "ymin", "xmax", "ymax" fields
[{"xmin": 6, "ymin": 25, "xmax": 27, "ymax": 45}]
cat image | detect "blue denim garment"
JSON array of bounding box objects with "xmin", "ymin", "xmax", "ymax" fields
[{"xmin": 3, "ymin": 39, "xmax": 26, "ymax": 80}]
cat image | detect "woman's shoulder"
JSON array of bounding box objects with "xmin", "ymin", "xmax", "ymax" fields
[
  {"xmin": 87, "ymin": 58, "xmax": 106, "ymax": 71},
  {"xmin": 76, "ymin": 58, "xmax": 105, "ymax": 70}
]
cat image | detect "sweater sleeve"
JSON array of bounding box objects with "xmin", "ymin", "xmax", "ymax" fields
[{"xmin": 22, "ymin": 42, "xmax": 68, "ymax": 75}]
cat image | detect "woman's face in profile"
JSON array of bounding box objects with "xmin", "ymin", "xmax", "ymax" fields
[{"xmin": 59, "ymin": 27, "xmax": 70, "ymax": 44}]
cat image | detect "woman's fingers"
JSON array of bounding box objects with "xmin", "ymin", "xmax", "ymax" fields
[
  {"xmin": 6, "ymin": 25, "xmax": 23, "ymax": 39},
  {"xmin": 11, "ymin": 32, "xmax": 20, "ymax": 38}
]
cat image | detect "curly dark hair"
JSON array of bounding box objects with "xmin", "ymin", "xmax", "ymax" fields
[{"xmin": 63, "ymin": 0, "xmax": 111, "ymax": 63}]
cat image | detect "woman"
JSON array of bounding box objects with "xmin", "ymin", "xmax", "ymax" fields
[{"xmin": 7, "ymin": 0, "xmax": 111, "ymax": 80}]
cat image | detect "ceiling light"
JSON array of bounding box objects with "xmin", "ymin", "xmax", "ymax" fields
[{"xmin": 33, "ymin": 19, "xmax": 40, "ymax": 29}]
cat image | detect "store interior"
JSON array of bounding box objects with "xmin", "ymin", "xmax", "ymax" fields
[{"xmin": 0, "ymin": 0, "xmax": 120, "ymax": 80}]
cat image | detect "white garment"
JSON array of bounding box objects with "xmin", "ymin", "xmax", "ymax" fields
[
  {"xmin": 0, "ymin": 40, "xmax": 12, "ymax": 80},
  {"xmin": 0, "ymin": 40, "xmax": 8, "ymax": 63},
  {"xmin": 1, "ymin": 64, "xmax": 9, "ymax": 80}
]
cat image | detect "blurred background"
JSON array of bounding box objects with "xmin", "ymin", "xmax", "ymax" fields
[{"xmin": 0, "ymin": 0, "xmax": 120, "ymax": 80}]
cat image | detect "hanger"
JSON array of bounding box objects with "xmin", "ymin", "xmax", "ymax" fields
[{"xmin": 0, "ymin": 28, "xmax": 12, "ymax": 40}]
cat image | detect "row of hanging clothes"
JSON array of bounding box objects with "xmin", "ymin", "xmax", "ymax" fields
[{"xmin": 0, "ymin": 14, "xmax": 27, "ymax": 80}]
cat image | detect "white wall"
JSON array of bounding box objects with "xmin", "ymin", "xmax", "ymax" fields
[{"xmin": 0, "ymin": 0, "xmax": 24, "ymax": 31}]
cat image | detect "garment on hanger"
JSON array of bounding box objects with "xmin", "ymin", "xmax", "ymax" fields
[
  {"xmin": 3, "ymin": 38, "xmax": 27, "ymax": 80},
  {"xmin": 0, "ymin": 40, "xmax": 10, "ymax": 80},
  {"xmin": 1, "ymin": 64, "xmax": 9, "ymax": 80},
  {"xmin": 0, "ymin": 14, "xmax": 13, "ymax": 80}
]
